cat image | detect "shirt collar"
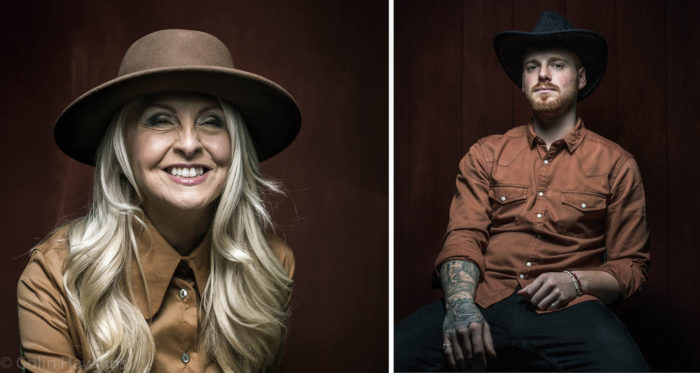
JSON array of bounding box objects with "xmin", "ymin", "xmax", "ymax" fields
[
  {"xmin": 129, "ymin": 214, "xmax": 211, "ymax": 319},
  {"xmin": 526, "ymin": 117, "xmax": 587, "ymax": 153}
]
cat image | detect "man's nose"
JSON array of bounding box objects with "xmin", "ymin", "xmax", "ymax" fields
[
  {"xmin": 174, "ymin": 125, "xmax": 202, "ymax": 158},
  {"xmin": 538, "ymin": 66, "xmax": 551, "ymax": 81}
]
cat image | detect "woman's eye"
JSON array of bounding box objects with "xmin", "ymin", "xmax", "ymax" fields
[
  {"xmin": 144, "ymin": 114, "xmax": 174, "ymax": 126},
  {"xmin": 198, "ymin": 115, "xmax": 224, "ymax": 128}
]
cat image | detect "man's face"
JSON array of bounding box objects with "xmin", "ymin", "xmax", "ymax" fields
[{"xmin": 521, "ymin": 48, "xmax": 586, "ymax": 114}]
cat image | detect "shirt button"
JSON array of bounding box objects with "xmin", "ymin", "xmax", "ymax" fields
[
  {"xmin": 179, "ymin": 288, "xmax": 188, "ymax": 300},
  {"xmin": 181, "ymin": 353, "xmax": 190, "ymax": 364},
  {"xmin": 501, "ymin": 196, "xmax": 506, "ymax": 201},
  {"xmin": 536, "ymin": 213, "xmax": 542, "ymax": 218},
  {"xmin": 543, "ymin": 159, "xmax": 549, "ymax": 165},
  {"xmin": 538, "ymin": 192, "xmax": 544, "ymax": 197},
  {"xmin": 526, "ymin": 262, "xmax": 532, "ymax": 267},
  {"xmin": 519, "ymin": 274, "xmax": 525, "ymax": 279},
  {"xmin": 581, "ymin": 203, "xmax": 587, "ymax": 208}
]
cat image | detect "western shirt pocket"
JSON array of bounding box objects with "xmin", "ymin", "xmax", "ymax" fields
[
  {"xmin": 557, "ymin": 191, "xmax": 607, "ymax": 238},
  {"xmin": 489, "ymin": 185, "xmax": 528, "ymax": 227}
]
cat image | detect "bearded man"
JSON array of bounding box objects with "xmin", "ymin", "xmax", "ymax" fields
[{"xmin": 395, "ymin": 12, "xmax": 650, "ymax": 372}]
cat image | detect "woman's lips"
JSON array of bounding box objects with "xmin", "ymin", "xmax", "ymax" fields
[{"xmin": 164, "ymin": 170, "xmax": 209, "ymax": 185}]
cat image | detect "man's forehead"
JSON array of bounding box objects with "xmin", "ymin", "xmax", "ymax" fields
[{"xmin": 521, "ymin": 47, "xmax": 579, "ymax": 62}]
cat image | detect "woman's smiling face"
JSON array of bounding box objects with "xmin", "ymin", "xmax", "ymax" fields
[{"xmin": 125, "ymin": 92, "xmax": 232, "ymax": 214}]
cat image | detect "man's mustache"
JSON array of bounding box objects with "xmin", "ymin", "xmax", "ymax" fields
[{"xmin": 531, "ymin": 83, "xmax": 559, "ymax": 93}]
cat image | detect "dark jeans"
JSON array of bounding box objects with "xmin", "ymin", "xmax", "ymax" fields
[{"xmin": 395, "ymin": 290, "xmax": 649, "ymax": 372}]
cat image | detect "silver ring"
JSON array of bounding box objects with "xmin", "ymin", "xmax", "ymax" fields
[
  {"xmin": 550, "ymin": 302, "xmax": 558, "ymax": 309},
  {"xmin": 442, "ymin": 343, "xmax": 452, "ymax": 349}
]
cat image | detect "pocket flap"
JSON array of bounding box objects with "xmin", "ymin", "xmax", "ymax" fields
[
  {"xmin": 561, "ymin": 191, "xmax": 607, "ymax": 211},
  {"xmin": 490, "ymin": 185, "xmax": 528, "ymax": 205}
]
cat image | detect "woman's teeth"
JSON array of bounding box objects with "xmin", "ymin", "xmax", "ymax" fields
[{"xmin": 169, "ymin": 167, "xmax": 205, "ymax": 178}]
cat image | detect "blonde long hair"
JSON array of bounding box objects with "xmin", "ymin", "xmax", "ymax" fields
[{"xmin": 62, "ymin": 96, "xmax": 293, "ymax": 372}]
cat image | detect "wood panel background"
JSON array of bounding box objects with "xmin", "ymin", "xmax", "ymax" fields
[
  {"xmin": 0, "ymin": 1, "xmax": 388, "ymax": 371},
  {"xmin": 395, "ymin": 0, "xmax": 700, "ymax": 370}
]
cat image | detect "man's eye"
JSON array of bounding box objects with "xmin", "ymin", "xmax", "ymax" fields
[
  {"xmin": 551, "ymin": 63, "xmax": 564, "ymax": 69},
  {"xmin": 526, "ymin": 65, "xmax": 537, "ymax": 72}
]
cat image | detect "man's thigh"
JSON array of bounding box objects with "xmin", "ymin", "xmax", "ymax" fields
[
  {"xmin": 519, "ymin": 300, "xmax": 649, "ymax": 372},
  {"xmin": 395, "ymin": 295, "xmax": 648, "ymax": 372}
]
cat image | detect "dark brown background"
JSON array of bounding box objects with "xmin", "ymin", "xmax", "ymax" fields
[
  {"xmin": 0, "ymin": 1, "xmax": 387, "ymax": 371},
  {"xmin": 396, "ymin": 0, "xmax": 700, "ymax": 371}
]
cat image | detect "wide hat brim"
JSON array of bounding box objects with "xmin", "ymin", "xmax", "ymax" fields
[
  {"xmin": 55, "ymin": 65, "xmax": 301, "ymax": 165},
  {"xmin": 494, "ymin": 29, "xmax": 607, "ymax": 100}
]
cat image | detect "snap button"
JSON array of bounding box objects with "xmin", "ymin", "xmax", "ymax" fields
[
  {"xmin": 543, "ymin": 160, "xmax": 549, "ymax": 165},
  {"xmin": 181, "ymin": 353, "xmax": 190, "ymax": 364},
  {"xmin": 538, "ymin": 192, "xmax": 544, "ymax": 197},
  {"xmin": 581, "ymin": 203, "xmax": 587, "ymax": 208},
  {"xmin": 526, "ymin": 262, "xmax": 532, "ymax": 267},
  {"xmin": 536, "ymin": 213, "xmax": 542, "ymax": 218},
  {"xmin": 519, "ymin": 274, "xmax": 525, "ymax": 279},
  {"xmin": 501, "ymin": 196, "xmax": 506, "ymax": 201},
  {"xmin": 179, "ymin": 288, "xmax": 188, "ymax": 300}
]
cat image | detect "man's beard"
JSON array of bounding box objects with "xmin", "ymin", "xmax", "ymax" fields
[{"xmin": 525, "ymin": 82, "xmax": 577, "ymax": 114}]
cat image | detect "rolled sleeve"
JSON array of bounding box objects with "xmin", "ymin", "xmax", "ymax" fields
[
  {"xmin": 600, "ymin": 155, "xmax": 651, "ymax": 300},
  {"xmin": 434, "ymin": 142, "xmax": 492, "ymax": 278}
]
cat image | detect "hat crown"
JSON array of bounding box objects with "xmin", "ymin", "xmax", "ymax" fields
[
  {"xmin": 118, "ymin": 29, "xmax": 235, "ymax": 76},
  {"xmin": 532, "ymin": 11, "xmax": 575, "ymax": 33}
]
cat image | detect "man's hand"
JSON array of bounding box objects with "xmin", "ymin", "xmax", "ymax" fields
[
  {"xmin": 440, "ymin": 260, "xmax": 496, "ymax": 371},
  {"xmin": 517, "ymin": 272, "xmax": 578, "ymax": 310},
  {"xmin": 442, "ymin": 299, "xmax": 496, "ymax": 371}
]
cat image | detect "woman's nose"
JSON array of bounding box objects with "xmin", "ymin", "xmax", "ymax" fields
[{"xmin": 173, "ymin": 125, "xmax": 202, "ymax": 158}]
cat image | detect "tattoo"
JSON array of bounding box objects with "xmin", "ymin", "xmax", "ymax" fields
[
  {"xmin": 440, "ymin": 259, "xmax": 480, "ymax": 306},
  {"xmin": 440, "ymin": 260, "xmax": 485, "ymax": 334}
]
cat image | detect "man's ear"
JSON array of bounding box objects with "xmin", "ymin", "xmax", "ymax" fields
[{"xmin": 578, "ymin": 66, "xmax": 587, "ymax": 89}]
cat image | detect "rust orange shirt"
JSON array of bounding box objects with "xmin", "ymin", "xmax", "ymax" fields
[
  {"xmin": 17, "ymin": 218, "xmax": 294, "ymax": 372},
  {"xmin": 435, "ymin": 118, "xmax": 650, "ymax": 310}
]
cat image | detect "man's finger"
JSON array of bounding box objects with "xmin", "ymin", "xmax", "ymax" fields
[
  {"xmin": 518, "ymin": 277, "xmax": 543, "ymax": 298},
  {"xmin": 450, "ymin": 332, "xmax": 466, "ymax": 371},
  {"xmin": 529, "ymin": 279, "xmax": 554, "ymax": 305},
  {"xmin": 469, "ymin": 323, "xmax": 486, "ymax": 370},
  {"xmin": 538, "ymin": 291, "xmax": 559, "ymax": 310},
  {"xmin": 443, "ymin": 334, "xmax": 457, "ymax": 371},
  {"xmin": 483, "ymin": 322, "xmax": 497, "ymax": 357},
  {"xmin": 457, "ymin": 327, "xmax": 473, "ymax": 360}
]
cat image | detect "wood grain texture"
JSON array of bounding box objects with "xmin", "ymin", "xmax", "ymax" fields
[
  {"xmin": 395, "ymin": 0, "xmax": 463, "ymax": 321},
  {"xmin": 665, "ymin": 0, "xmax": 700, "ymax": 369},
  {"xmin": 0, "ymin": 1, "xmax": 387, "ymax": 371}
]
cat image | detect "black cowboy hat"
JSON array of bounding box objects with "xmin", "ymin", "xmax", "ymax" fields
[{"xmin": 493, "ymin": 11, "xmax": 607, "ymax": 100}]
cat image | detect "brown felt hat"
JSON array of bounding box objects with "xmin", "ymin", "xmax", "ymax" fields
[{"xmin": 55, "ymin": 29, "xmax": 301, "ymax": 165}]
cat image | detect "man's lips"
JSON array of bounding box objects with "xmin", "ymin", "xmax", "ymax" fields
[{"xmin": 533, "ymin": 85, "xmax": 558, "ymax": 93}]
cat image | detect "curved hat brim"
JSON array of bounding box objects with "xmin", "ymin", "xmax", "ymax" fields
[
  {"xmin": 55, "ymin": 66, "xmax": 301, "ymax": 165},
  {"xmin": 494, "ymin": 29, "xmax": 607, "ymax": 100}
]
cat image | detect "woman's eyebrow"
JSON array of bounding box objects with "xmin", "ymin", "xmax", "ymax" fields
[
  {"xmin": 145, "ymin": 103, "xmax": 177, "ymax": 113},
  {"xmin": 198, "ymin": 105, "xmax": 222, "ymax": 115}
]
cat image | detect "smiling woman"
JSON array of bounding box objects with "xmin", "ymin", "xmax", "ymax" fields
[{"xmin": 17, "ymin": 29, "xmax": 300, "ymax": 373}]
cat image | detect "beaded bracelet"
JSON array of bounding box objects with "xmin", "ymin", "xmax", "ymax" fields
[{"xmin": 563, "ymin": 269, "xmax": 583, "ymax": 297}]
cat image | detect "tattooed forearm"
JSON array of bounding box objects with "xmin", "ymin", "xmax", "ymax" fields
[{"xmin": 440, "ymin": 259, "xmax": 480, "ymax": 306}]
